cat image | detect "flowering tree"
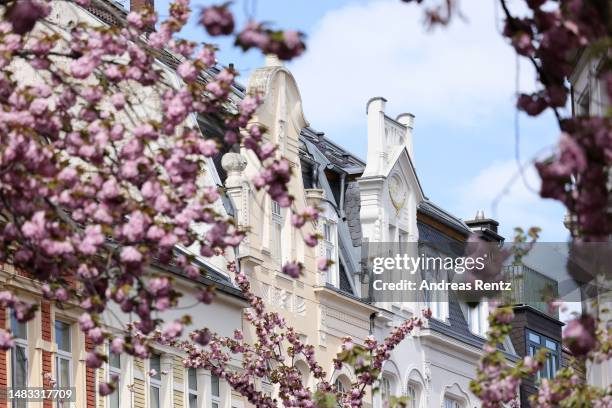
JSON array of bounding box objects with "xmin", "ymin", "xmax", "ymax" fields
[
  {"xmin": 399, "ymin": 1, "xmax": 612, "ymax": 406},
  {"xmin": 0, "ymin": 0, "xmax": 610, "ymax": 407},
  {"xmin": 0, "ymin": 0, "xmax": 424, "ymax": 406}
]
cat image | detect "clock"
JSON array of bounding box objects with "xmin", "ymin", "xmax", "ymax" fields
[{"xmin": 388, "ymin": 174, "xmax": 406, "ymax": 212}]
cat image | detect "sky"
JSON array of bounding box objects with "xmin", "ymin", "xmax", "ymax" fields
[{"xmin": 156, "ymin": 0, "xmax": 570, "ymax": 243}]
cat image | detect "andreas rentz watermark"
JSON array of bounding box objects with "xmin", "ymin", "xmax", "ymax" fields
[
  {"xmin": 371, "ymin": 253, "xmax": 511, "ymax": 292},
  {"xmin": 360, "ymin": 241, "xmax": 611, "ymax": 303}
]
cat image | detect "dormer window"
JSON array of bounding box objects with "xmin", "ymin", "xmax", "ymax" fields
[
  {"xmin": 321, "ymin": 220, "xmax": 338, "ymax": 285},
  {"xmin": 422, "ymin": 261, "xmax": 448, "ymax": 321},
  {"xmin": 467, "ymin": 302, "xmax": 489, "ymax": 336}
]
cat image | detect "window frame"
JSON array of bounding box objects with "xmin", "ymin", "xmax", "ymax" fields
[
  {"xmin": 467, "ymin": 302, "xmax": 488, "ymax": 336},
  {"xmin": 380, "ymin": 376, "xmax": 392, "ymax": 404},
  {"xmin": 107, "ymin": 343, "xmax": 121, "ymax": 408},
  {"xmin": 10, "ymin": 311, "xmax": 28, "ymax": 408},
  {"xmin": 321, "ymin": 219, "xmax": 338, "ymax": 285},
  {"xmin": 423, "ymin": 267, "xmax": 447, "ymax": 320},
  {"xmin": 187, "ymin": 367, "xmax": 198, "ymax": 408},
  {"xmin": 526, "ymin": 329, "xmax": 561, "ymax": 380},
  {"xmin": 443, "ymin": 396, "xmax": 462, "ymax": 408},
  {"xmin": 211, "ymin": 374, "xmax": 221, "ymax": 408},
  {"xmin": 271, "ymin": 200, "xmax": 285, "ymax": 263},
  {"xmin": 54, "ymin": 320, "xmax": 73, "ymax": 408},
  {"xmin": 406, "ymin": 383, "xmax": 418, "ymax": 408},
  {"xmin": 334, "ymin": 377, "xmax": 346, "ymax": 408},
  {"xmin": 149, "ymin": 353, "xmax": 162, "ymax": 408}
]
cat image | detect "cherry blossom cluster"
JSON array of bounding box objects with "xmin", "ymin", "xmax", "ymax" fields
[
  {"xmin": 331, "ymin": 313, "xmax": 426, "ymax": 408},
  {"xmin": 470, "ymin": 304, "xmax": 612, "ymax": 407},
  {"xmin": 499, "ymin": 0, "xmax": 611, "ymax": 241},
  {"xmin": 130, "ymin": 264, "xmax": 427, "ymax": 408},
  {"xmin": 401, "ymin": 1, "xmax": 612, "ymax": 241},
  {"xmin": 0, "ymin": 0, "xmax": 312, "ymax": 369}
]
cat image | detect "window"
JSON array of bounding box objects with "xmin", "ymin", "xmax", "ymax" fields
[
  {"xmin": 406, "ymin": 384, "xmax": 417, "ymax": 408},
  {"xmin": 380, "ymin": 377, "xmax": 391, "ymax": 402},
  {"xmin": 271, "ymin": 200, "xmax": 284, "ymax": 262},
  {"xmin": 334, "ymin": 377, "xmax": 347, "ymax": 407},
  {"xmin": 55, "ymin": 321, "xmax": 72, "ymax": 408},
  {"xmin": 211, "ymin": 375, "xmax": 221, "ymax": 408},
  {"xmin": 527, "ymin": 330, "xmax": 560, "ymax": 380},
  {"xmin": 11, "ymin": 312, "xmax": 27, "ymax": 408},
  {"xmin": 149, "ymin": 354, "xmax": 161, "ymax": 408},
  {"xmin": 334, "ymin": 378, "xmax": 346, "ymax": 394},
  {"xmin": 467, "ymin": 303, "xmax": 488, "ymax": 336},
  {"xmin": 577, "ymin": 89, "xmax": 590, "ymax": 116},
  {"xmin": 444, "ymin": 397, "xmax": 461, "ymax": 408},
  {"xmin": 322, "ymin": 221, "xmax": 337, "ymax": 285},
  {"xmin": 188, "ymin": 368, "xmax": 198, "ymax": 408},
  {"xmin": 108, "ymin": 345, "xmax": 121, "ymax": 408},
  {"xmin": 323, "ymin": 223, "xmax": 331, "ymax": 241},
  {"xmin": 424, "ymin": 268, "xmax": 445, "ymax": 320}
]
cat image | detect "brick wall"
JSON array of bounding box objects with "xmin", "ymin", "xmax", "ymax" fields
[
  {"xmin": 85, "ymin": 337, "xmax": 96, "ymax": 408},
  {"xmin": 41, "ymin": 301, "xmax": 53, "ymax": 408},
  {"xmin": 510, "ymin": 306, "xmax": 563, "ymax": 408}
]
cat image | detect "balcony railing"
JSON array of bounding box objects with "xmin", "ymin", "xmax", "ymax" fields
[{"xmin": 503, "ymin": 264, "xmax": 559, "ymax": 318}]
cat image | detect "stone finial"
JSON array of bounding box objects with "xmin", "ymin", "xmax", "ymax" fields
[{"xmin": 221, "ymin": 152, "xmax": 247, "ymax": 188}]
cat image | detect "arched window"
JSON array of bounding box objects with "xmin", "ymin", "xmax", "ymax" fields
[
  {"xmin": 444, "ymin": 396, "xmax": 463, "ymax": 408},
  {"xmin": 380, "ymin": 376, "xmax": 392, "ymax": 402},
  {"xmin": 334, "ymin": 376, "xmax": 348, "ymax": 393},
  {"xmin": 295, "ymin": 361, "xmax": 310, "ymax": 389},
  {"xmin": 405, "ymin": 370, "xmax": 424, "ymax": 408},
  {"xmin": 406, "ymin": 382, "xmax": 419, "ymax": 408}
]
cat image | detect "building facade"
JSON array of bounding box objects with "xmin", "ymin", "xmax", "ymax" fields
[
  {"xmin": 569, "ymin": 50, "xmax": 612, "ymax": 391},
  {"xmin": 299, "ymin": 96, "xmax": 520, "ymax": 408},
  {"xmin": 222, "ymin": 55, "xmax": 378, "ymax": 404}
]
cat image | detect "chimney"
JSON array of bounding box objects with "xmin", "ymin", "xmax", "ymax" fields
[
  {"xmin": 396, "ymin": 112, "xmax": 415, "ymax": 159},
  {"xmin": 364, "ymin": 97, "xmax": 387, "ymax": 176},
  {"xmin": 465, "ymin": 210, "xmax": 504, "ymax": 243},
  {"xmin": 131, "ymin": 0, "xmax": 154, "ymax": 13},
  {"xmin": 265, "ymin": 54, "xmax": 282, "ymax": 67}
]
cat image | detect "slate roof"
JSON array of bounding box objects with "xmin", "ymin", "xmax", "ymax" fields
[
  {"xmin": 344, "ymin": 181, "xmax": 362, "ymax": 247},
  {"xmin": 300, "ymin": 127, "xmax": 366, "ymax": 172},
  {"xmin": 417, "ymin": 221, "xmax": 466, "ymax": 257},
  {"xmin": 418, "ymin": 199, "xmax": 472, "ymax": 236},
  {"xmin": 300, "ymin": 137, "xmax": 363, "ymax": 298}
]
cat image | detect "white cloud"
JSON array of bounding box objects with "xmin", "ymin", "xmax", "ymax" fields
[
  {"xmin": 290, "ymin": 0, "xmax": 538, "ymax": 132},
  {"xmin": 287, "ymin": 0, "xmax": 569, "ymax": 242},
  {"xmin": 454, "ymin": 159, "xmax": 568, "ymax": 242}
]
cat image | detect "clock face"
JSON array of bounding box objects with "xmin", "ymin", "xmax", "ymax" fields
[{"xmin": 388, "ymin": 174, "xmax": 406, "ymax": 211}]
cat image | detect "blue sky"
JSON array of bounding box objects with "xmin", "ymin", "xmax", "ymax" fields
[{"xmin": 158, "ymin": 0, "xmax": 569, "ymax": 242}]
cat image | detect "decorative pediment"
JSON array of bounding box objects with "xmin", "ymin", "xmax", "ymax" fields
[{"xmin": 247, "ymin": 56, "xmax": 309, "ymax": 149}]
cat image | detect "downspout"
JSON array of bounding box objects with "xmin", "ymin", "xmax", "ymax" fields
[
  {"xmin": 312, "ymin": 162, "xmax": 319, "ymax": 188},
  {"xmin": 339, "ymin": 172, "xmax": 346, "ymax": 219}
]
